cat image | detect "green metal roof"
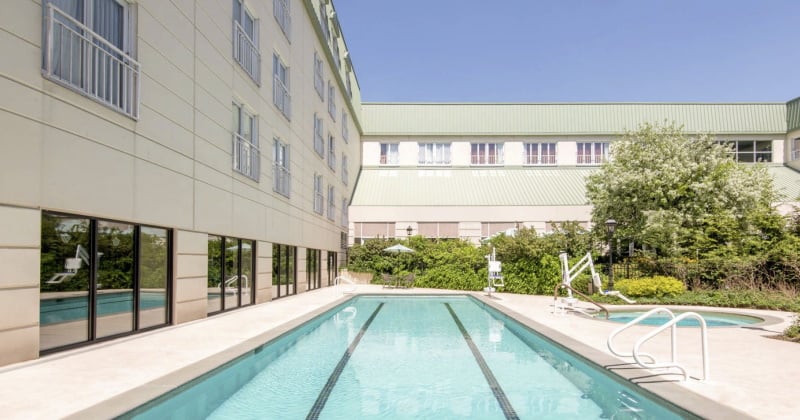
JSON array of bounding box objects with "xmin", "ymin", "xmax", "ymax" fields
[
  {"xmin": 351, "ymin": 167, "xmax": 595, "ymax": 206},
  {"xmin": 362, "ymin": 103, "xmax": 788, "ymax": 136},
  {"xmin": 351, "ymin": 166, "xmax": 800, "ymax": 207},
  {"xmin": 788, "ymin": 97, "xmax": 800, "ymax": 132}
]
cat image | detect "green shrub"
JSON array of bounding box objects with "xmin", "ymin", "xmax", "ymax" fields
[
  {"xmin": 784, "ymin": 314, "xmax": 800, "ymax": 341},
  {"xmin": 614, "ymin": 276, "xmax": 685, "ymax": 298}
]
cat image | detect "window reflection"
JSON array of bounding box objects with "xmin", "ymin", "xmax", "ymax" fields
[
  {"xmin": 208, "ymin": 235, "xmax": 223, "ymax": 314},
  {"xmin": 139, "ymin": 227, "xmax": 169, "ymax": 329},
  {"xmin": 241, "ymin": 240, "xmax": 254, "ymax": 306},
  {"xmin": 96, "ymin": 221, "xmax": 135, "ymax": 338},
  {"xmin": 40, "ymin": 214, "xmax": 91, "ymax": 351},
  {"xmin": 224, "ymin": 237, "xmax": 241, "ymax": 309},
  {"xmin": 209, "ymin": 235, "xmax": 254, "ymax": 314}
]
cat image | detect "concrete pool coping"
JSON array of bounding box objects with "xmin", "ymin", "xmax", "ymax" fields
[{"xmin": 0, "ymin": 286, "xmax": 796, "ymax": 418}]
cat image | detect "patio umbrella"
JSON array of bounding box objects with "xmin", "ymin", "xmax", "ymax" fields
[{"xmin": 383, "ymin": 244, "xmax": 415, "ymax": 253}]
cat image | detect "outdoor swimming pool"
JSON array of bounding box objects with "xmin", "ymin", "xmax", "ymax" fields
[
  {"xmin": 606, "ymin": 310, "xmax": 763, "ymax": 327},
  {"xmin": 124, "ymin": 296, "xmax": 696, "ymax": 419}
]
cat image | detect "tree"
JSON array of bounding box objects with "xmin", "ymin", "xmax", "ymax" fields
[{"xmin": 586, "ymin": 121, "xmax": 781, "ymax": 258}]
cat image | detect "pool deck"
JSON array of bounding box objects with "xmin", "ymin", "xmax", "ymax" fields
[{"xmin": 0, "ymin": 285, "xmax": 796, "ymax": 419}]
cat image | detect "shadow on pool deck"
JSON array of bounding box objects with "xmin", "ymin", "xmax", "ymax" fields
[{"xmin": 0, "ymin": 285, "xmax": 795, "ymax": 419}]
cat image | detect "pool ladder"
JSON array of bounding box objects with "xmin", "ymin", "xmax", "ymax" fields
[{"xmin": 607, "ymin": 307, "xmax": 709, "ymax": 381}]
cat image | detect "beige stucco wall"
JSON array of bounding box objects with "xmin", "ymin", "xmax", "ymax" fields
[{"xmin": 0, "ymin": 0, "xmax": 359, "ymax": 365}]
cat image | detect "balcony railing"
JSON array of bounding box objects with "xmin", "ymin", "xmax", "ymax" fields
[
  {"xmin": 233, "ymin": 133, "xmax": 260, "ymax": 181},
  {"xmin": 273, "ymin": 75, "xmax": 291, "ymax": 119},
  {"xmin": 273, "ymin": 0, "xmax": 291, "ymax": 39},
  {"xmin": 233, "ymin": 22, "xmax": 261, "ymax": 84},
  {"xmin": 273, "ymin": 163, "xmax": 290, "ymax": 197},
  {"xmin": 577, "ymin": 154, "xmax": 606, "ymax": 165},
  {"xmin": 525, "ymin": 155, "xmax": 557, "ymax": 165},
  {"xmin": 43, "ymin": 4, "xmax": 140, "ymax": 119}
]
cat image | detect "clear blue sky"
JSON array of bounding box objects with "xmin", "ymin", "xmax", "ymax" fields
[{"xmin": 334, "ymin": 0, "xmax": 800, "ymax": 103}]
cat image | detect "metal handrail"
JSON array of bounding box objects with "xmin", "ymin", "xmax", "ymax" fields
[
  {"xmin": 552, "ymin": 283, "xmax": 609, "ymax": 319},
  {"xmin": 233, "ymin": 133, "xmax": 260, "ymax": 181},
  {"xmin": 632, "ymin": 312, "xmax": 709, "ymax": 381},
  {"xmin": 607, "ymin": 307, "xmax": 676, "ymax": 364},
  {"xmin": 44, "ymin": 4, "xmax": 140, "ymax": 119},
  {"xmin": 233, "ymin": 21, "xmax": 261, "ymax": 83}
]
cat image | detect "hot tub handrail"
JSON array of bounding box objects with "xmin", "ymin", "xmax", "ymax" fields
[
  {"xmin": 553, "ymin": 283, "xmax": 609, "ymax": 319},
  {"xmin": 607, "ymin": 307, "xmax": 677, "ymax": 364},
  {"xmin": 632, "ymin": 311, "xmax": 710, "ymax": 381}
]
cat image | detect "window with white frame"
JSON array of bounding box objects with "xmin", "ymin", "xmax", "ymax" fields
[
  {"xmin": 313, "ymin": 174, "xmax": 324, "ymax": 215},
  {"xmin": 232, "ymin": 102, "xmax": 260, "ymax": 181},
  {"xmin": 470, "ymin": 143, "xmax": 504, "ymax": 165},
  {"xmin": 328, "ymin": 81, "xmax": 336, "ymax": 120},
  {"xmin": 42, "ymin": 0, "xmax": 140, "ymax": 119},
  {"xmin": 418, "ymin": 143, "xmax": 451, "ymax": 165},
  {"xmin": 327, "ymin": 134, "xmax": 336, "ymax": 170},
  {"xmin": 273, "ymin": 0, "xmax": 290, "ymax": 40},
  {"xmin": 793, "ymin": 138, "xmax": 800, "ymax": 161},
  {"xmin": 576, "ymin": 142, "xmax": 609, "ymax": 165},
  {"xmin": 273, "ymin": 54, "xmax": 291, "ymax": 119},
  {"xmin": 313, "ymin": 52, "xmax": 324, "ymax": 100},
  {"xmin": 332, "ymin": 39, "xmax": 341, "ymax": 70},
  {"xmin": 380, "ymin": 143, "xmax": 399, "ymax": 165},
  {"xmin": 341, "ymin": 155, "xmax": 349, "ymax": 185},
  {"xmin": 524, "ymin": 143, "xmax": 557, "ymax": 165},
  {"xmin": 319, "ymin": 1, "xmax": 330, "ymax": 42},
  {"xmin": 327, "ymin": 185, "xmax": 336, "ymax": 221},
  {"xmin": 346, "ymin": 75, "xmax": 352, "ymax": 99},
  {"xmin": 342, "ymin": 111, "xmax": 349, "ymax": 142},
  {"xmin": 232, "ymin": 0, "xmax": 260, "ymax": 84},
  {"xmin": 313, "ymin": 114, "xmax": 324, "ymax": 157},
  {"xmin": 717, "ymin": 140, "xmax": 772, "ymax": 163},
  {"xmin": 341, "ymin": 197, "xmax": 348, "ymax": 228},
  {"xmin": 273, "ymin": 138, "xmax": 290, "ymax": 197}
]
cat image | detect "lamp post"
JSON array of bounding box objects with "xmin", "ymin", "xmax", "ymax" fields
[
  {"xmin": 605, "ymin": 219, "xmax": 617, "ymax": 290},
  {"xmin": 406, "ymin": 225, "xmax": 412, "ymax": 238}
]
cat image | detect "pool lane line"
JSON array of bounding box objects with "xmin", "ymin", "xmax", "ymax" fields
[
  {"xmin": 306, "ymin": 302, "xmax": 385, "ymax": 420},
  {"xmin": 444, "ymin": 303, "xmax": 520, "ymax": 420}
]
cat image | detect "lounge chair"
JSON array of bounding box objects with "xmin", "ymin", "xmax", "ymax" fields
[
  {"xmin": 381, "ymin": 273, "xmax": 396, "ymax": 288},
  {"xmin": 400, "ymin": 273, "xmax": 414, "ymax": 289}
]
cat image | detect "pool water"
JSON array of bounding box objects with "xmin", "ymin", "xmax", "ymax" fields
[
  {"xmin": 607, "ymin": 310, "xmax": 762, "ymax": 327},
  {"xmin": 125, "ymin": 296, "xmax": 695, "ymax": 419}
]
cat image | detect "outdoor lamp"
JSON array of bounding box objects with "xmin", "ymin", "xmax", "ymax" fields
[
  {"xmin": 605, "ymin": 219, "xmax": 617, "ymax": 290},
  {"xmin": 406, "ymin": 225, "xmax": 412, "ymax": 237}
]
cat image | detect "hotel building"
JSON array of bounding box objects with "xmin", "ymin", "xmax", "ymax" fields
[{"xmin": 0, "ymin": 0, "xmax": 798, "ymax": 366}]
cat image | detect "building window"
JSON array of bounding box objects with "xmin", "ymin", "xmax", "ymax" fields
[
  {"xmin": 319, "ymin": 1, "xmax": 330, "ymax": 42},
  {"xmin": 272, "ymin": 243, "xmax": 296, "ymax": 299},
  {"xmin": 314, "ymin": 114, "xmax": 324, "ymax": 157},
  {"xmin": 793, "ymin": 138, "xmax": 800, "ymax": 161},
  {"xmin": 327, "ymin": 251, "xmax": 338, "ymax": 286},
  {"xmin": 273, "ymin": 138, "xmax": 290, "ymax": 197},
  {"xmin": 42, "ymin": 0, "xmax": 140, "ymax": 119},
  {"xmin": 471, "ymin": 143, "xmax": 504, "ymax": 165},
  {"xmin": 232, "ymin": 103, "xmax": 260, "ymax": 181},
  {"xmin": 306, "ymin": 248, "xmax": 322, "ymax": 291},
  {"xmin": 273, "ymin": 54, "xmax": 291, "ymax": 119},
  {"xmin": 208, "ymin": 236, "xmax": 255, "ymax": 314},
  {"xmin": 313, "ymin": 173, "xmax": 324, "ymax": 214},
  {"xmin": 346, "ymin": 74, "xmax": 353, "ymax": 99},
  {"xmin": 40, "ymin": 212, "xmax": 171, "ymax": 353},
  {"xmin": 342, "ymin": 111, "xmax": 349, "ymax": 142},
  {"xmin": 328, "ymin": 81, "xmax": 337, "ymax": 120},
  {"xmin": 577, "ymin": 142, "xmax": 609, "ymax": 165},
  {"xmin": 327, "ymin": 185, "xmax": 336, "ymax": 221},
  {"xmin": 232, "ymin": 0, "xmax": 260, "ymax": 84},
  {"xmin": 418, "ymin": 143, "xmax": 451, "ymax": 165},
  {"xmin": 718, "ymin": 140, "xmax": 772, "ymax": 163},
  {"xmin": 313, "ymin": 52, "xmax": 324, "ymax": 100},
  {"xmin": 524, "ymin": 143, "xmax": 557, "ymax": 165},
  {"xmin": 341, "ymin": 197, "xmax": 349, "ymax": 228},
  {"xmin": 273, "ymin": 0, "xmax": 290, "ymax": 40},
  {"xmin": 332, "ymin": 38, "xmax": 341, "ymax": 70},
  {"xmin": 380, "ymin": 143, "xmax": 399, "ymax": 165},
  {"xmin": 342, "ymin": 154, "xmax": 349, "ymax": 185},
  {"xmin": 418, "ymin": 222, "xmax": 460, "ymax": 239},
  {"xmin": 328, "ymin": 134, "xmax": 336, "ymax": 170}
]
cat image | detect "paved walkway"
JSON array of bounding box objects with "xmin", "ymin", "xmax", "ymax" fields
[{"xmin": 0, "ymin": 285, "xmax": 796, "ymax": 419}]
